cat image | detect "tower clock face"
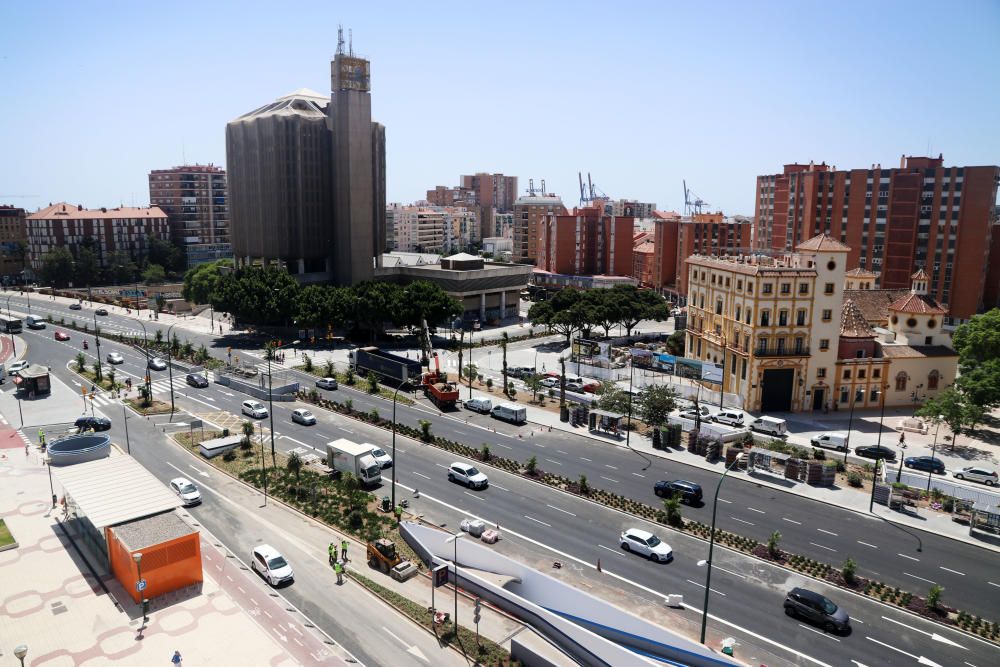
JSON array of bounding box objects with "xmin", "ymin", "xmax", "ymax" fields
[{"xmin": 338, "ymin": 57, "xmax": 370, "ymax": 91}]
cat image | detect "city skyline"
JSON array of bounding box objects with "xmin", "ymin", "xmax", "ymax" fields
[{"xmin": 2, "ymin": 1, "xmax": 998, "ymax": 215}]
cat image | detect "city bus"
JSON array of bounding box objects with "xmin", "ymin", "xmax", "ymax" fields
[{"xmin": 0, "ymin": 315, "xmax": 22, "ymax": 333}]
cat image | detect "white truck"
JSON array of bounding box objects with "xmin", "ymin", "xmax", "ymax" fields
[
  {"xmin": 491, "ymin": 402, "xmax": 527, "ymax": 424},
  {"xmin": 325, "ymin": 438, "xmax": 382, "ymax": 487}
]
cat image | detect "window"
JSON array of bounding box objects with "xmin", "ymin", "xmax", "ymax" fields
[
  {"xmin": 873, "ymin": 369, "xmax": 880, "ymax": 379},
  {"xmin": 840, "ymin": 387, "xmax": 849, "ymax": 404},
  {"xmin": 819, "ymin": 339, "xmax": 830, "ymax": 350},
  {"xmin": 715, "ymin": 300, "xmax": 723, "ymax": 315},
  {"xmin": 843, "ymin": 369, "xmax": 851, "ymax": 379},
  {"xmin": 822, "ymin": 309, "xmax": 832, "ymax": 322},
  {"xmin": 745, "ymin": 308, "xmax": 752, "ymax": 324},
  {"xmin": 871, "ymin": 388, "xmax": 879, "ymax": 402},
  {"xmin": 780, "ymin": 282, "xmax": 791, "ymax": 295},
  {"xmin": 824, "ymin": 283, "xmax": 834, "ymax": 295},
  {"xmin": 760, "ymin": 310, "xmax": 770, "ymax": 326},
  {"xmin": 778, "ymin": 310, "xmax": 788, "ymax": 326},
  {"xmin": 757, "ymin": 336, "xmax": 767, "ymax": 352},
  {"xmin": 741, "ymin": 358, "xmax": 747, "ymax": 380},
  {"xmin": 817, "ymin": 368, "xmax": 826, "ymax": 378},
  {"xmin": 925, "ymin": 336, "xmax": 933, "ymax": 345},
  {"xmin": 747, "ymin": 282, "xmax": 753, "ymax": 295},
  {"xmin": 928, "ymin": 370, "xmax": 939, "ymax": 390},
  {"xmin": 795, "ymin": 337, "xmax": 804, "ymax": 353},
  {"xmin": 856, "ymin": 349, "xmax": 866, "ymax": 358},
  {"xmin": 735, "ymin": 305, "xmax": 741, "ymax": 321},
  {"xmin": 762, "ymin": 283, "xmax": 773, "ymax": 295},
  {"xmin": 796, "ymin": 309, "xmax": 806, "ymax": 326},
  {"xmin": 799, "ymin": 283, "xmax": 809, "ymax": 295},
  {"xmin": 858, "ymin": 369, "xmax": 866, "ymax": 379},
  {"xmin": 895, "ymin": 372, "xmax": 908, "ymax": 391},
  {"xmin": 699, "ymin": 295, "xmax": 705, "ymax": 308},
  {"xmin": 737, "ymin": 280, "xmax": 743, "ymax": 290}
]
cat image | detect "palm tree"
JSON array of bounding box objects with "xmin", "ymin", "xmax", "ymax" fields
[
  {"xmin": 287, "ymin": 451, "xmax": 302, "ymax": 498},
  {"xmin": 501, "ymin": 332, "xmax": 509, "ymax": 397},
  {"xmin": 241, "ymin": 420, "xmax": 255, "ymax": 450},
  {"xmin": 663, "ymin": 493, "xmax": 683, "ymax": 527}
]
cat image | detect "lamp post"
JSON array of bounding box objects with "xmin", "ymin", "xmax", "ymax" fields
[
  {"xmin": 391, "ymin": 382, "xmax": 406, "ymax": 510},
  {"xmin": 445, "ymin": 532, "xmax": 464, "ymax": 630},
  {"xmin": 133, "ymin": 551, "xmax": 147, "ymax": 624},
  {"xmin": 4, "ymin": 295, "xmax": 17, "ymax": 355},
  {"xmin": 625, "ymin": 349, "xmax": 636, "ymax": 448},
  {"xmin": 45, "ymin": 453, "xmax": 55, "ymax": 508},
  {"xmin": 267, "ymin": 339, "xmax": 299, "ymax": 469},
  {"xmin": 869, "ymin": 387, "xmax": 887, "ymax": 512},
  {"xmin": 926, "ymin": 418, "xmax": 942, "ymax": 494},
  {"xmin": 93, "ymin": 313, "xmax": 103, "ymax": 384},
  {"xmin": 123, "ymin": 401, "xmax": 131, "ymax": 454},
  {"xmin": 14, "ymin": 644, "xmax": 27, "ymax": 667},
  {"xmin": 130, "ymin": 317, "xmax": 152, "ymax": 401},
  {"xmin": 164, "ymin": 323, "xmax": 177, "ymax": 416},
  {"xmin": 843, "ymin": 387, "xmax": 861, "ymax": 465},
  {"xmin": 699, "ymin": 451, "xmax": 745, "ymax": 645},
  {"xmin": 468, "ymin": 336, "xmax": 473, "ymax": 399},
  {"xmin": 25, "ymin": 289, "xmax": 30, "ymax": 314}
]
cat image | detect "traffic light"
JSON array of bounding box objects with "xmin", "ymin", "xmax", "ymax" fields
[{"xmin": 473, "ymin": 598, "xmax": 481, "ymax": 624}]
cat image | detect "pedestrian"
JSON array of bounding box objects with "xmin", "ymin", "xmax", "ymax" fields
[
  {"xmin": 394, "ymin": 504, "xmax": 403, "ymax": 523},
  {"xmin": 340, "ymin": 538, "xmax": 349, "ymax": 561},
  {"xmin": 171, "ymin": 650, "xmax": 182, "ymax": 666},
  {"xmin": 899, "ymin": 432, "xmax": 907, "ymax": 449},
  {"xmin": 328, "ymin": 542, "xmax": 335, "ymax": 565},
  {"xmin": 334, "ymin": 560, "xmax": 344, "ymax": 585}
]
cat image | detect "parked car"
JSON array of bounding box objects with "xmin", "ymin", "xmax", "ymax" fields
[
  {"xmin": 654, "ymin": 480, "xmax": 703, "ymax": 504},
  {"xmin": 678, "ymin": 408, "xmax": 710, "ymax": 422},
  {"xmin": 169, "ymin": 477, "xmax": 202, "ymax": 506},
  {"xmin": 8, "ymin": 360, "xmax": 28, "ymax": 376},
  {"xmin": 242, "ymin": 400, "xmax": 268, "ymax": 419},
  {"xmin": 540, "ymin": 376, "xmax": 560, "ymax": 388},
  {"xmin": 74, "ymin": 415, "xmax": 111, "ymax": 432},
  {"xmin": 811, "ymin": 432, "xmax": 849, "ymax": 452},
  {"xmin": 54, "ymin": 330, "xmax": 70, "ymax": 341},
  {"xmin": 316, "ymin": 377, "xmax": 338, "ymax": 390},
  {"xmin": 185, "ymin": 373, "xmax": 209, "ymax": 388},
  {"xmin": 464, "ymin": 397, "xmax": 492, "ymax": 414},
  {"xmin": 582, "ymin": 382, "xmax": 600, "ymax": 393},
  {"xmin": 711, "ymin": 409, "xmax": 745, "ymax": 427},
  {"xmin": 69, "ymin": 303, "xmax": 82, "ymax": 310},
  {"xmin": 751, "ymin": 416, "xmax": 788, "ymax": 437},
  {"xmin": 619, "ymin": 528, "xmax": 673, "ymax": 562},
  {"xmin": 565, "ymin": 380, "xmax": 585, "ymax": 393},
  {"xmin": 369, "ymin": 446, "xmax": 393, "ymax": 468},
  {"xmin": 291, "ymin": 408, "xmax": 316, "ymax": 425},
  {"xmin": 95, "ymin": 308, "xmax": 108, "ymax": 316},
  {"xmin": 447, "ymin": 462, "xmax": 489, "ymax": 489},
  {"xmin": 251, "ymin": 544, "xmax": 294, "ymax": 587},
  {"xmin": 147, "ymin": 357, "xmax": 167, "ymax": 371},
  {"xmin": 953, "ymin": 466, "xmax": 999, "ymax": 486},
  {"xmin": 904, "ymin": 456, "xmax": 945, "ymax": 474},
  {"xmin": 106, "ymin": 352, "xmax": 124, "ymax": 364},
  {"xmin": 784, "ymin": 588, "xmax": 850, "ymax": 634},
  {"xmin": 854, "ymin": 444, "xmax": 897, "ymax": 461}
]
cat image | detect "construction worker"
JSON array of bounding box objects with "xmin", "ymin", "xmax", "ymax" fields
[
  {"xmin": 328, "ymin": 542, "xmax": 335, "ymax": 565},
  {"xmin": 334, "ymin": 560, "xmax": 344, "ymax": 585},
  {"xmin": 37, "ymin": 429, "xmax": 45, "ymax": 446},
  {"xmin": 394, "ymin": 504, "xmax": 403, "ymax": 523},
  {"xmin": 340, "ymin": 538, "xmax": 349, "ymax": 561}
]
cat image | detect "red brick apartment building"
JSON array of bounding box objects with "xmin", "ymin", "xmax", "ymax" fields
[
  {"xmin": 0, "ymin": 205, "xmax": 27, "ymax": 278},
  {"xmin": 537, "ymin": 206, "xmax": 634, "ymax": 277},
  {"xmin": 754, "ymin": 156, "xmax": 1000, "ymax": 322}
]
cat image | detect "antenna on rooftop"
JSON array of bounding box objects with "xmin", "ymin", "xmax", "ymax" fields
[
  {"xmin": 349, "ymin": 28, "xmax": 353, "ymax": 56},
  {"xmin": 337, "ymin": 25, "xmax": 345, "ymax": 56}
]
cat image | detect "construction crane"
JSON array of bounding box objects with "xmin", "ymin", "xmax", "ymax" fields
[
  {"xmin": 527, "ymin": 179, "xmax": 549, "ymax": 197},
  {"xmin": 683, "ymin": 180, "xmax": 711, "ymax": 216},
  {"xmin": 418, "ymin": 318, "xmax": 459, "ymax": 409},
  {"xmin": 578, "ymin": 172, "xmax": 609, "ymax": 207}
]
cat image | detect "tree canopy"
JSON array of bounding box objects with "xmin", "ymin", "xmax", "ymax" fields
[
  {"xmin": 182, "ymin": 259, "xmax": 231, "ymax": 305},
  {"xmin": 529, "ymin": 286, "xmax": 670, "ymax": 342},
  {"xmin": 39, "ymin": 247, "xmax": 75, "ymax": 287},
  {"xmin": 212, "ymin": 265, "xmax": 300, "ymax": 326},
  {"xmin": 952, "ymin": 309, "xmax": 1000, "ymax": 410}
]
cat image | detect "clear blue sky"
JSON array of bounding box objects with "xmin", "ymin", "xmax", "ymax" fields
[{"xmin": 2, "ymin": 1, "xmax": 998, "ymax": 215}]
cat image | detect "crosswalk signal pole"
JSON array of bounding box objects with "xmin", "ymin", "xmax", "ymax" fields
[{"xmin": 473, "ymin": 598, "xmax": 482, "ymax": 646}]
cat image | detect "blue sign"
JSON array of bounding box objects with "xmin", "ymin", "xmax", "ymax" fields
[{"xmin": 136, "ymin": 579, "xmax": 147, "ymax": 592}]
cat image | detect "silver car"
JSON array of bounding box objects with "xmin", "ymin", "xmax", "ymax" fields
[
  {"xmin": 291, "ymin": 408, "xmax": 316, "ymax": 425},
  {"xmin": 316, "ymin": 377, "xmax": 338, "ymax": 390},
  {"xmin": 954, "ymin": 466, "xmax": 998, "ymax": 486},
  {"xmin": 106, "ymin": 352, "xmax": 125, "ymax": 364}
]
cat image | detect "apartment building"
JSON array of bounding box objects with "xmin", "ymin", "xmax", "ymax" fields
[
  {"xmin": 536, "ymin": 206, "xmax": 633, "ymax": 277},
  {"xmin": 0, "ymin": 205, "xmax": 27, "ymax": 279},
  {"xmin": 148, "ymin": 164, "xmax": 230, "ymax": 266},
  {"xmin": 513, "ymin": 193, "xmax": 566, "ymax": 264},
  {"xmin": 426, "ymin": 173, "xmax": 518, "ymax": 240},
  {"xmin": 754, "ymin": 156, "xmax": 1000, "ymax": 321},
  {"xmin": 609, "ymin": 199, "xmax": 656, "ymax": 218},
  {"xmin": 389, "ymin": 205, "xmax": 479, "ymax": 254}
]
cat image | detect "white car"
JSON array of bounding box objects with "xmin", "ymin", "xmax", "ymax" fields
[
  {"xmin": 169, "ymin": 477, "xmax": 202, "ymax": 506},
  {"xmin": 242, "ymin": 400, "xmax": 268, "ymax": 419},
  {"xmin": 619, "ymin": 528, "xmax": 673, "ymax": 562},
  {"xmin": 106, "ymin": 352, "xmax": 124, "ymax": 365},
  {"xmin": 316, "ymin": 377, "xmax": 338, "ymax": 390},
  {"xmin": 565, "ymin": 381, "xmax": 585, "ymax": 393},
  {"xmin": 251, "ymin": 544, "xmax": 294, "ymax": 587},
  {"xmin": 148, "ymin": 357, "xmax": 167, "ymax": 371},
  {"xmin": 953, "ymin": 466, "xmax": 999, "ymax": 486},
  {"xmin": 8, "ymin": 360, "xmax": 28, "ymax": 376},
  {"xmin": 448, "ymin": 462, "xmax": 489, "ymax": 489},
  {"xmin": 540, "ymin": 377, "xmax": 560, "ymax": 388},
  {"xmin": 711, "ymin": 410, "xmax": 745, "ymax": 427},
  {"xmin": 291, "ymin": 408, "xmax": 316, "ymax": 425},
  {"xmin": 369, "ymin": 447, "xmax": 393, "ymax": 468}
]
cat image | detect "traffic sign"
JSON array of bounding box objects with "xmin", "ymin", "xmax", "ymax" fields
[
  {"xmin": 136, "ymin": 579, "xmax": 147, "ymax": 592},
  {"xmin": 433, "ymin": 563, "xmax": 449, "ymax": 588}
]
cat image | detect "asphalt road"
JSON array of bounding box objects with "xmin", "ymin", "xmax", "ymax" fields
[{"xmin": 11, "ymin": 294, "xmax": 1000, "ymax": 621}]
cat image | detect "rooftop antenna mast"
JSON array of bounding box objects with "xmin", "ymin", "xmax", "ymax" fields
[
  {"xmin": 349, "ymin": 28, "xmax": 353, "ymax": 56},
  {"xmin": 336, "ymin": 25, "xmax": 345, "ymax": 56}
]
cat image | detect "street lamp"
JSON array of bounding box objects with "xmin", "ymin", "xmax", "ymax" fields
[
  {"xmin": 93, "ymin": 313, "xmax": 103, "ymax": 384},
  {"xmin": 267, "ymin": 339, "xmax": 299, "ymax": 469},
  {"xmin": 14, "ymin": 644, "xmax": 27, "ymax": 667},
  {"xmin": 133, "ymin": 551, "xmax": 148, "ymax": 624},
  {"xmin": 164, "ymin": 323, "xmax": 177, "ymax": 416},
  {"xmin": 926, "ymin": 418, "xmax": 942, "ymax": 494},
  {"xmin": 3, "ymin": 294, "xmax": 17, "ymax": 355},
  {"xmin": 129, "ymin": 316, "xmax": 152, "ymax": 401},
  {"xmin": 843, "ymin": 387, "xmax": 861, "ymax": 465},
  {"xmin": 445, "ymin": 532, "xmax": 464, "ymax": 631},
  {"xmin": 45, "ymin": 453, "xmax": 55, "ymax": 508},
  {"xmin": 869, "ymin": 386, "xmax": 887, "ymax": 512},
  {"xmin": 698, "ymin": 451, "xmax": 745, "ymax": 645},
  {"xmin": 390, "ymin": 382, "xmax": 408, "ymax": 510}
]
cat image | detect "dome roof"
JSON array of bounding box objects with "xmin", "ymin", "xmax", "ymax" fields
[{"xmin": 840, "ymin": 299, "xmax": 877, "ymax": 338}]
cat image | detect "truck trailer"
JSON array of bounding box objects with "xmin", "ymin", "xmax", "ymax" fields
[{"xmin": 349, "ymin": 346, "xmax": 422, "ymax": 385}]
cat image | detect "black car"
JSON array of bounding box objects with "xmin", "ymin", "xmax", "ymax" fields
[
  {"xmin": 784, "ymin": 587, "xmax": 850, "ymax": 634},
  {"xmin": 904, "ymin": 456, "xmax": 945, "ymax": 474},
  {"xmin": 74, "ymin": 415, "xmax": 111, "ymax": 432},
  {"xmin": 95, "ymin": 308, "xmax": 108, "ymax": 316},
  {"xmin": 69, "ymin": 303, "xmax": 83, "ymax": 310},
  {"xmin": 854, "ymin": 445, "xmax": 897, "ymax": 461},
  {"xmin": 654, "ymin": 480, "xmax": 703, "ymax": 504},
  {"xmin": 186, "ymin": 373, "xmax": 209, "ymax": 388}
]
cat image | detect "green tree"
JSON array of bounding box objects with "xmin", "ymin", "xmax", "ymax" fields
[
  {"xmin": 146, "ymin": 235, "xmax": 186, "ymax": 274},
  {"xmin": 181, "ymin": 259, "xmax": 231, "ymax": 305},
  {"xmin": 768, "ymin": 530, "xmax": 782, "ymax": 558},
  {"xmin": 2, "ymin": 240, "xmax": 27, "ymax": 265},
  {"xmin": 393, "ymin": 280, "xmax": 463, "ymax": 331},
  {"xmin": 927, "ymin": 584, "xmax": 944, "ymax": 610},
  {"xmin": 638, "ymin": 385, "xmax": 677, "ymax": 429},
  {"xmin": 501, "ymin": 332, "xmax": 509, "ymax": 397},
  {"xmin": 665, "ymin": 330, "xmax": 685, "ymax": 356},
  {"xmin": 324, "ymin": 359, "xmax": 335, "ymax": 377},
  {"xmin": 241, "ymin": 420, "xmax": 255, "ymax": 447},
  {"xmin": 287, "ymin": 451, "xmax": 302, "ymax": 497},
  {"xmin": 842, "ymin": 557, "xmax": 858, "ymax": 585},
  {"xmin": 212, "ymin": 265, "xmax": 300, "ymax": 326},
  {"xmin": 525, "ymin": 374, "xmax": 543, "ymax": 402},
  {"xmin": 105, "ymin": 250, "xmax": 137, "ymax": 284},
  {"xmin": 418, "ymin": 419, "xmax": 432, "ymax": 442},
  {"xmin": 584, "ymin": 289, "xmax": 621, "ymax": 337},
  {"xmin": 596, "ymin": 381, "xmax": 631, "ymax": 415},
  {"xmin": 295, "ymin": 284, "xmax": 337, "ymax": 329},
  {"xmin": 142, "ymin": 263, "xmax": 166, "ymax": 285},
  {"xmin": 952, "ymin": 309, "xmax": 1000, "ymax": 409},
  {"xmin": 613, "ymin": 285, "xmax": 668, "ymax": 336},
  {"xmin": 528, "ymin": 289, "xmax": 586, "ymax": 344},
  {"xmin": 39, "ymin": 247, "xmax": 75, "ymax": 287},
  {"xmin": 916, "ymin": 387, "xmax": 980, "ymax": 451},
  {"xmin": 74, "ymin": 245, "xmax": 101, "ymax": 287},
  {"xmin": 366, "ymin": 372, "xmax": 379, "ymax": 394},
  {"xmin": 75, "ymin": 352, "xmax": 86, "ymax": 370},
  {"xmin": 353, "ymin": 281, "xmax": 398, "ymax": 340},
  {"xmin": 525, "ymin": 455, "xmax": 537, "ymax": 475},
  {"xmin": 662, "ymin": 493, "xmax": 683, "ymax": 527}
]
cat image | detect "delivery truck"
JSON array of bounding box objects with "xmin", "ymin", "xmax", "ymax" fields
[
  {"xmin": 325, "ymin": 438, "xmax": 382, "ymax": 487},
  {"xmin": 349, "ymin": 346, "xmax": 423, "ymax": 385}
]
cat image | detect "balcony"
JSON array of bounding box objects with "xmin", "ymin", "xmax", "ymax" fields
[{"xmin": 754, "ymin": 345, "xmax": 810, "ymax": 357}]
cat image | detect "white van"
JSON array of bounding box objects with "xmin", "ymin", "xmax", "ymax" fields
[
  {"xmin": 711, "ymin": 410, "xmax": 745, "ymax": 427},
  {"xmin": 25, "ymin": 315, "xmax": 45, "ymax": 329},
  {"xmin": 464, "ymin": 397, "xmax": 492, "ymax": 414},
  {"xmin": 491, "ymin": 402, "xmax": 527, "ymax": 424},
  {"xmin": 811, "ymin": 432, "xmax": 849, "ymax": 452},
  {"xmin": 751, "ymin": 416, "xmax": 788, "ymax": 437}
]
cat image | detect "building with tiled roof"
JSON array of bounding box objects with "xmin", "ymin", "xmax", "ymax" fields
[
  {"xmin": 844, "ymin": 267, "xmax": 879, "ymax": 290},
  {"xmin": 839, "ymin": 299, "xmax": 877, "ymax": 339},
  {"xmin": 842, "ymin": 289, "xmax": 909, "ymax": 327},
  {"xmin": 795, "ymin": 234, "xmax": 851, "ymax": 253}
]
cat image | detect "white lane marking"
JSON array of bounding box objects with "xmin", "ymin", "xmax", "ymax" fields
[
  {"xmin": 880, "ymin": 615, "xmax": 967, "ymax": 648},
  {"xmin": 599, "ymin": 476, "xmax": 619, "ymax": 484},
  {"xmin": 782, "ymin": 517, "xmax": 802, "ymax": 525},
  {"xmin": 939, "ymin": 566, "xmax": 965, "ymax": 576},
  {"xmin": 220, "ymin": 391, "xmax": 235, "ymax": 397},
  {"xmin": 579, "ymin": 457, "xmax": 592, "ymax": 462},
  {"xmin": 546, "ymin": 504, "xmax": 576, "ymax": 517},
  {"xmin": 730, "ymin": 517, "xmax": 754, "ymax": 526},
  {"xmin": 523, "ymin": 515, "xmax": 552, "ymax": 528},
  {"xmin": 463, "ymin": 491, "xmax": 483, "ymax": 500},
  {"xmin": 798, "ymin": 623, "xmax": 840, "ymax": 641},
  {"xmin": 181, "ymin": 394, "xmax": 219, "ymax": 410},
  {"xmin": 631, "ymin": 472, "xmax": 645, "ymax": 478},
  {"xmin": 237, "ymin": 586, "xmax": 245, "ymax": 594},
  {"xmin": 718, "ymin": 498, "xmax": 732, "ymax": 504},
  {"xmin": 490, "ymin": 483, "xmax": 510, "ymax": 492},
  {"xmin": 746, "ymin": 507, "xmax": 766, "ymax": 514},
  {"xmin": 604, "ymin": 464, "xmax": 618, "ymax": 469},
  {"xmin": 988, "ymin": 581, "xmax": 1000, "ymax": 589},
  {"xmin": 494, "ymin": 443, "xmax": 512, "ymax": 449},
  {"xmin": 597, "ymin": 544, "xmax": 626, "ymax": 557},
  {"xmin": 202, "ymin": 395, "xmax": 216, "ymax": 402},
  {"xmin": 544, "ymin": 458, "xmax": 563, "ymax": 466},
  {"xmin": 713, "ymin": 566, "xmax": 747, "ymax": 580},
  {"xmin": 904, "ymin": 572, "xmax": 936, "ymax": 584},
  {"xmin": 864, "ymin": 637, "xmax": 923, "ymax": 663},
  {"xmin": 412, "ymin": 472, "xmax": 431, "ymax": 480},
  {"xmin": 279, "ymin": 435, "xmax": 315, "ymax": 450},
  {"xmin": 816, "ymin": 528, "xmax": 838, "ymax": 536},
  {"xmin": 263, "ymin": 610, "xmax": 272, "ymax": 619},
  {"xmin": 686, "ymin": 579, "xmax": 727, "ymax": 596},
  {"xmin": 857, "ymin": 540, "xmax": 878, "ymax": 548},
  {"xmin": 896, "ymin": 552, "xmax": 920, "ymax": 562},
  {"xmin": 557, "ymin": 450, "xmax": 568, "ymax": 455},
  {"xmin": 435, "ymin": 463, "xmax": 449, "ymax": 469},
  {"xmin": 809, "ymin": 542, "xmax": 836, "ymax": 552}
]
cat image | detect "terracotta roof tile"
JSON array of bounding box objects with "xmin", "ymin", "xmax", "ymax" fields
[
  {"xmin": 840, "ymin": 299, "xmax": 877, "ymax": 338},
  {"xmin": 879, "ymin": 345, "xmax": 958, "ymax": 359},
  {"xmin": 910, "ymin": 268, "xmax": 929, "ymax": 280},
  {"xmin": 845, "ymin": 267, "xmax": 879, "ymax": 278},
  {"xmin": 27, "ymin": 202, "xmax": 167, "ymax": 221},
  {"xmin": 843, "ymin": 289, "xmax": 909, "ymax": 323},
  {"xmin": 796, "ymin": 233, "xmax": 851, "ymax": 252},
  {"xmin": 888, "ymin": 292, "xmax": 947, "ymax": 314}
]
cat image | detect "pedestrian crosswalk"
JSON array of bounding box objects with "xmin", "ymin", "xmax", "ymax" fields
[{"xmin": 87, "ymin": 379, "xmax": 179, "ymax": 407}]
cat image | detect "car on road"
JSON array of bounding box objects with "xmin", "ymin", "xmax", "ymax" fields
[
  {"xmin": 74, "ymin": 415, "xmax": 112, "ymax": 432},
  {"xmin": 953, "ymin": 466, "xmax": 998, "ymax": 486},
  {"xmin": 169, "ymin": 477, "xmax": 202, "ymax": 506},
  {"xmin": 565, "ymin": 380, "xmax": 585, "ymax": 393},
  {"xmin": 711, "ymin": 409, "xmax": 745, "ymax": 427},
  {"xmin": 315, "ymin": 377, "xmax": 338, "ymax": 390},
  {"xmin": 811, "ymin": 432, "xmax": 849, "ymax": 452},
  {"xmin": 654, "ymin": 480, "xmax": 703, "ymax": 504},
  {"xmin": 854, "ymin": 444, "xmax": 897, "ymax": 461},
  {"xmin": 95, "ymin": 308, "xmax": 108, "ymax": 316},
  {"xmin": 106, "ymin": 352, "xmax": 124, "ymax": 364},
  {"xmin": 677, "ymin": 406, "xmax": 711, "ymax": 422},
  {"xmin": 147, "ymin": 357, "xmax": 167, "ymax": 371},
  {"xmin": 582, "ymin": 381, "xmax": 600, "ymax": 393},
  {"xmin": 904, "ymin": 456, "xmax": 945, "ymax": 474},
  {"xmin": 464, "ymin": 397, "xmax": 492, "ymax": 414},
  {"xmin": 251, "ymin": 544, "xmax": 294, "ymax": 587},
  {"xmin": 619, "ymin": 528, "xmax": 673, "ymax": 562},
  {"xmin": 369, "ymin": 447, "xmax": 393, "ymax": 468},
  {"xmin": 54, "ymin": 331, "xmax": 71, "ymax": 341},
  {"xmin": 448, "ymin": 462, "xmax": 489, "ymax": 489},
  {"xmin": 242, "ymin": 400, "xmax": 268, "ymax": 419},
  {"xmin": 291, "ymin": 408, "xmax": 316, "ymax": 425},
  {"xmin": 540, "ymin": 376, "xmax": 560, "ymax": 388},
  {"xmin": 8, "ymin": 360, "xmax": 28, "ymax": 376},
  {"xmin": 185, "ymin": 373, "xmax": 209, "ymax": 388},
  {"xmin": 69, "ymin": 303, "xmax": 82, "ymax": 310},
  {"xmin": 784, "ymin": 587, "xmax": 850, "ymax": 634}
]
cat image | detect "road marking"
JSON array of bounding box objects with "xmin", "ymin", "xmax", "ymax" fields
[
  {"xmin": 490, "ymin": 483, "xmax": 510, "ymax": 492},
  {"xmin": 809, "ymin": 542, "xmax": 836, "ymax": 552},
  {"xmin": 798, "ymin": 624, "xmax": 840, "ymax": 641},
  {"xmin": 816, "ymin": 528, "xmax": 838, "ymax": 536},
  {"xmin": 904, "ymin": 572, "xmax": 936, "ymax": 584},
  {"xmin": 939, "ymin": 566, "xmax": 965, "ymax": 576},
  {"xmin": 880, "ymin": 615, "xmax": 967, "ymax": 648},
  {"xmin": 435, "ymin": 463, "xmax": 449, "ymax": 469},
  {"xmin": 865, "ymin": 637, "xmax": 931, "ymax": 665},
  {"xmin": 896, "ymin": 552, "xmax": 920, "ymax": 562},
  {"xmin": 857, "ymin": 540, "xmax": 878, "ymax": 549},
  {"xmin": 412, "ymin": 472, "xmax": 430, "ymax": 480},
  {"xmin": 604, "ymin": 464, "xmax": 618, "ymax": 469},
  {"xmin": 579, "ymin": 457, "xmax": 592, "ymax": 462},
  {"xmin": 544, "ymin": 458, "xmax": 563, "ymax": 466},
  {"xmin": 685, "ymin": 579, "xmax": 726, "ymax": 596},
  {"xmin": 714, "ymin": 566, "xmax": 746, "ymax": 580},
  {"xmin": 263, "ymin": 610, "xmax": 272, "ymax": 619},
  {"xmin": 463, "ymin": 491, "xmax": 483, "ymax": 500},
  {"xmin": 220, "ymin": 391, "xmax": 235, "ymax": 397},
  {"xmin": 494, "ymin": 443, "xmax": 512, "ymax": 449},
  {"xmin": 523, "ymin": 515, "xmax": 552, "ymax": 528},
  {"xmin": 730, "ymin": 517, "xmax": 754, "ymax": 526},
  {"xmin": 599, "ymin": 476, "xmax": 619, "ymax": 484},
  {"xmin": 182, "ymin": 394, "xmax": 219, "ymax": 410},
  {"xmin": 201, "ymin": 395, "xmax": 216, "ymax": 401},
  {"xmin": 237, "ymin": 586, "xmax": 245, "ymax": 594},
  {"xmin": 746, "ymin": 507, "xmax": 766, "ymax": 514},
  {"xmin": 718, "ymin": 498, "xmax": 732, "ymax": 504},
  {"xmin": 546, "ymin": 504, "xmax": 576, "ymax": 517},
  {"xmin": 597, "ymin": 544, "xmax": 626, "ymax": 557},
  {"xmin": 251, "ymin": 598, "xmax": 259, "ymax": 606},
  {"xmin": 631, "ymin": 472, "xmax": 645, "ymax": 478},
  {"xmin": 557, "ymin": 449, "xmax": 568, "ymax": 455},
  {"xmin": 782, "ymin": 517, "xmax": 802, "ymax": 525},
  {"xmin": 988, "ymin": 581, "xmax": 1000, "ymax": 589},
  {"xmin": 279, "ymin": 435, "xmax": 315, "ymax": 450}
]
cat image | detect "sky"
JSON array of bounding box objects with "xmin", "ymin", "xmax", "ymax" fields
[{"xmin": 2, "ymin": 1, "xmax": 999, "ymax": 216}]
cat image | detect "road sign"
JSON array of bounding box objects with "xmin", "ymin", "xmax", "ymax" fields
[
  {"xmin": 190, "ymin": 419, "xmax": 203, "ymax": 429},
  {"xmin": 433, "ymin": 563, "xmax": 449, "ymax": 588},
  {"xmin": 136, "ymin": 579, "xmax": 147, "ymax": 592}
]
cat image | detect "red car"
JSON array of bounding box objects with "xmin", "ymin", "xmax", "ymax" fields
[
  {"xmin": 54, "ymin": 331, "xmax": 71, "ymax": 341},
  {"xmin": 582, "ymin": 382, "xmax": 600, "ymax": 393}
]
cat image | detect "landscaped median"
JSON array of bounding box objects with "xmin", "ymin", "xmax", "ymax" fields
[
  {"xmin": 68, "ymin": 359, "xmax": 173, "ymax": 415},
  {"xmin": 294, "ymin": 389, "xmax": 1000, "ymax": 645},
  {"xmin": 296, "ymin": 359, "xmax": 415, "ymax": 406}
]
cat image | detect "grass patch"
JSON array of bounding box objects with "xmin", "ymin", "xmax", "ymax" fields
[
  {"xmin": 0, "ymin": 519, "xmax": 14, "ymax": 548},
  {"xmin": 351, "ymin": 572, "xmax": 517, "ymax": 666},
  {"xmin": 124, "ymin": 398, "xmax": 173, "ymax": 415},
  {"xmin": 296, "ymin": 365, "xmax": 416, "ymax": 405}
]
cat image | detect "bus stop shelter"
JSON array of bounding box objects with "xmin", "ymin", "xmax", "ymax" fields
[
  {"xmin": 15, "ymin": 364, "xmax": 51, "ymax": 397},
  {"xmin": 588, "ymin": 409, "xmax": 624, "ymax": 436}
]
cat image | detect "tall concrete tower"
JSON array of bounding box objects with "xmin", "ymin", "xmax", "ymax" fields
[{"xmin": 329, "ymin": 29, "xmax": 386, "ymax": 285}]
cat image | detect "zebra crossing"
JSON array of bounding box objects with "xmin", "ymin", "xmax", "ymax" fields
[{"xmin": 86, "ymin": 379, "xmax": 178, "ymax": 407}]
